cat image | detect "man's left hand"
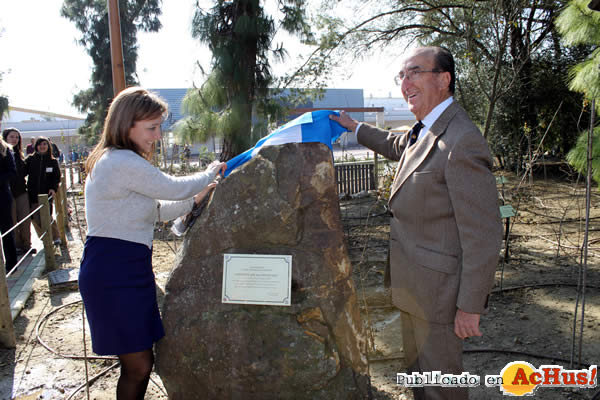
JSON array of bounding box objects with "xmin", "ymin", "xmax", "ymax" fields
[{"xmin": 454, "ymin": 309, "xmax": 482, "ymax": 339}]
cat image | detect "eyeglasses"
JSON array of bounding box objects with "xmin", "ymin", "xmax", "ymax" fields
[{"xmin": 394, "ymin": 70, "xmax": 442, "ymax": 85}]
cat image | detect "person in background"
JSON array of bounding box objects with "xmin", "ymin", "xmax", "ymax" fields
[
  {"xmin": 78, "ymin": 87, "xmax": 226, "ymax": 400},
  {"xmin": 50, "ymin": 140, "xmax": 61, "ymax": 161},
  {"xmin": 0, "ymin": 136, "xmax": 18, "ymax": 273},
  {"xmin": 2, "ymin": 128, "xmax": 33, "ymax": 256},
  {"xmin": 25, "ymin": 136, "xmax": 62, "ymax": 246},
  {"xmin": 26, "ymin": 138, "xmax": 35, "ymax": 155},
  {"xmin": 331, "ymin": 46, "xmax": 501, "ymax": 400}
]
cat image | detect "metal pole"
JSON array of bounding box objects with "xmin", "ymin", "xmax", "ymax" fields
[
  {"xmin": 578, "ymin": 98, "xmax": 594, "ymax": 367},
  {"xmin": 107, "ymin": 0, "xmax": 126, "ymax": 95}
]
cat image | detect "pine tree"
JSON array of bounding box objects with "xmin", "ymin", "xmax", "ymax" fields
[
  {"xmin": 61, "ymin": 0, "xmax": 162, "ymax": 144},
  {"xmin": 176, "ymin": 0, "xmax": 314, "ymax": 161},
  {"xmin": 558, "ymin": 0, "xmax": 600, "ymax": 182}
]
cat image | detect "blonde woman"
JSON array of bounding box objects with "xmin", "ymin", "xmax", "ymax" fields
[{"xmin": 78, "ymin": 87, "xmax": 226, "ymax": 400}]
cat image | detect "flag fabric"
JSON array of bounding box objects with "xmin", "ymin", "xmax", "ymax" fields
[{"xmin": 224, "ymin": 110, "xmax": 347, "ymax": 177}]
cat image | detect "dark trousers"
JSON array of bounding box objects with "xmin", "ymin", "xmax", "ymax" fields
[{"xmin": 1, "ymin": 195, "xmax": 18, "ymax": 273}]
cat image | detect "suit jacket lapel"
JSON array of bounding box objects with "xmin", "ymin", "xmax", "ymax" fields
[{"xmin": 389, "ymin": 102, "xmax": 460, "ymax": 202}]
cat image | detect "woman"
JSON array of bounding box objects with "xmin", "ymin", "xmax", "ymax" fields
[
  {"xmin": 24, "ymin": 136, "xmax": 61, "ymax": 245},
  {"xmin": 3, "ymin": 128, "xmax": 32, "ymax": 254},
  {"xmin": 0, "ymin": 136, "xmax": 17, "ymax": 272},
  {"xmin": 78, "ymin": 87, "xmax": 226, "ymax": 400}
]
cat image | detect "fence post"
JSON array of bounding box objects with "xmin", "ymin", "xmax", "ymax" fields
[
  {"xmin": 0, "ymin": 239, "xmax": 17, "ymax": 348},
  {"xmin": 374, "ymin": 111, "xmax": 386, "ymax": 190},
  {"xmin": 60, "ymin": 174, "xmax": 69, "ymax": 231},
  {"xmin": 55, "ymin": 182, "xmax": 67, "ymax": 245},
  {"xmin": 78, "ymin": 161, "xmax": 83, "ymax": 184},
  {"xmin": 38, "ymin": 194, "xmax": 57, "ymax": 271},
  {"xmin": 69, "ymin": 163, "xmax": 75, "ymax": 195}
]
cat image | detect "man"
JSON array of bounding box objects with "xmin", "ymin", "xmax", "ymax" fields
[{"xmin": 331, "ymin": 46, "xmax": 502, "ymax": 400}]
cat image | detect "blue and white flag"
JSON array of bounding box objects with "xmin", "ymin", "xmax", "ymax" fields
[{"xmin": 224, "ymin": 110, "xmax": 347, "ymax": 177}]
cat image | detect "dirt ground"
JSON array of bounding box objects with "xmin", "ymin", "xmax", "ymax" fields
[{"xmin": 1, "ymin": 170, "xmax": 599, "ymax": 399}]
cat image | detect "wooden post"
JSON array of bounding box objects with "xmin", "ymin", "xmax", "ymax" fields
[
  {"xmin": 55, "ymin": 182, "xmax": 67, "ymax": 245},
  {"xmin": 60, "ymin": 174, "xmax": 69, "ymax": 231},
  {"xmin": 0, "ymin": 238, "xmax": 17, "ymax": 348},
  {"xmin": 78, "ymin": 160, "xmax": 83, "ymax": 184},
  {"xmin": 374, "ymin": 111, "xmax": 386, "ymax": 190},
  {"xmin": 108, "ymin": 0, "xmax": 126, "ymax": 95},
  {"xmin": 38, "ymin": 194, "xmax": 56, "ymax": 271},
  {"xmin": 69, "ymin": 163, "xmax": 75, "ymax": 193}
]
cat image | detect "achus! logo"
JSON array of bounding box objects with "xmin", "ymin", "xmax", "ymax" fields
[{"xmin": 485, "ymin": 361, "xmax": 597, "ymax": 396}]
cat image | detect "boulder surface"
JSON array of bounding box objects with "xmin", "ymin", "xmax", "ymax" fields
[{"xmin": 156, "ymin": 143, "xmax": 369, "ymax": 399}]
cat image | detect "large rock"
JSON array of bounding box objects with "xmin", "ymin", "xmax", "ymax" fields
[{"xmin": 156, "ymin": 143, "xmax": 369, "ymax": 399}]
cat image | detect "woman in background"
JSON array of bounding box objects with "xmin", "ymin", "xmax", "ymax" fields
[
  {"xmin": 3, "ymin": 128, "xmax": 32, "ymax": 255},
  {"xmin": 24, "ymin": 136, "xmax": 61, "ymax": 245},
  {"xmin": 78, "ymin": 87, "xmax": 226, "ymax": 400},
  {"xmin": 0, "ymin": 136, "xmax": 17, "ymax": 272}
]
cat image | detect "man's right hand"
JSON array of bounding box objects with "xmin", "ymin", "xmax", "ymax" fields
[{"xmin": 329, "ymin": 111, "xmax": 359, "ymax": 133}]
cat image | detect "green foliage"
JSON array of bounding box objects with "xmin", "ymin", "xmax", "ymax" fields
[
  {"xmin": 177, "ymin": 0, "xmax": 316, "ymax": 161},
  {"xmin": 306, "ymin": 0, "xmax": 592, "ymax": 172},
  {"xmin": 0, "ymin": 96, "xmax": 8, "ymax": 121},
  {"xmin": 61, "ymin": 0, "xmax": 162, "ymax": 144},
  {"xmin": 556, "ymin": 0, "xmax": 600, "ymax": 101},
  {"xmin": 557, "ymin": 0, "xmax": 600, "ymax": 184},
  {"xmin": 567, "ymin": 126, "xmax": 600, "ymax": 181}
]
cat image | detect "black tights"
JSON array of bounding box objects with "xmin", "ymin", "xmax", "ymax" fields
[{"xmin": 117, "ymin": 349, "xmax": 153, "ymax": 400}]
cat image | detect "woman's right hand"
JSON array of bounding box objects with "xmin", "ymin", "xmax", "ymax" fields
[
  {"xmin": 207, "ymin": 161, "xmax": 227, "ymax": 177},
  {"xmin": 194, "ymin": 182, "xmax": 217, "ymax": 204}
]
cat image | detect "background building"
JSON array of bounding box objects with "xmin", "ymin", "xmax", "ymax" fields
[{"xmin": 1, "ymin": 106, "xmax": 85, "ymax": 159}]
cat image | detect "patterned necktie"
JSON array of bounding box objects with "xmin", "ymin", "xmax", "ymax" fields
[{"xmin": 408, "ymin": 121, "xmax": 424, "ymax": 147}]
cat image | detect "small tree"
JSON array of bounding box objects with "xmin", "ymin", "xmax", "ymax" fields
[{"xmin": 176, "ymin": 0, "xmax": 315, "ymax": 161}]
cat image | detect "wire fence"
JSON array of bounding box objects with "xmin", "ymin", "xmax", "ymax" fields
[{"xmin": 0, "ymin": 164, "xmax": 79, "ymax": 347}]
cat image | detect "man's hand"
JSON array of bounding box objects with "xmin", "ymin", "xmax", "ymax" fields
[
  {"xmin": 194, "ymin": 182, "xmax": 217, "ymax": 204},
  {"xmin": 329, "ymin": 111, "xmax": 359, "ymax": 133},
  {"xmin": 454, "ymin": 309, "xmax": 482, "ymax": 339}
]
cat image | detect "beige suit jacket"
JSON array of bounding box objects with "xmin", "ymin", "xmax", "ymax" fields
[{"xmin": 358, "ymin": 101, "xmax": 502, "ymax": 324}]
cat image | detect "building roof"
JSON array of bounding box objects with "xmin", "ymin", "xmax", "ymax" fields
[
  {"xmin": 2, "ymin": 107, "xmax": 85, "ymax": 138},
  {"xmin": 148, "ymin": 88, "xmax": 189, "ymax": 129}
]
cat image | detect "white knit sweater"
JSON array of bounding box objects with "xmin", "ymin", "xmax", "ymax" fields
[{"xmin": 85, "ymin": 149, "xmax": 219, "ymax": 248}]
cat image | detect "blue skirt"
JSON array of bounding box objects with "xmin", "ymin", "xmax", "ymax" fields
[{"xmin": 78, "ymin": 236, "xmax": 164, "ymax": 355}]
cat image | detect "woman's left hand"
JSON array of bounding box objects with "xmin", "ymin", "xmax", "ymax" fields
[
  {"xmin": 194, "ymin": 182, "xmax": 217, "ymax": 204},
  {"xmin": 49, "ymin": 189, "xmax": 56, "ymax": 197}
]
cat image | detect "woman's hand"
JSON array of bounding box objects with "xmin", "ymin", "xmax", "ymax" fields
[
  {"xmin": 194, "ymin": 182, "xmax": 217, "ymax": 204},
  {"xmin": 49, "ymin": 189, "xmax": 56, "ymax": 197},
  {"xmin": 208, "ymin": 161, "xmax": 227, "ymax": 176}
]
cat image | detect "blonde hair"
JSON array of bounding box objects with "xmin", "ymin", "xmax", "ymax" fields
[{"xmin": 86, "ymin": 87, "xmax": 168, "ymax": 175}]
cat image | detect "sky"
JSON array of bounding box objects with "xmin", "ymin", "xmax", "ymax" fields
[{"xmin": 0, "ymin": 0, "xmax": 404, "ymax": 118}]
